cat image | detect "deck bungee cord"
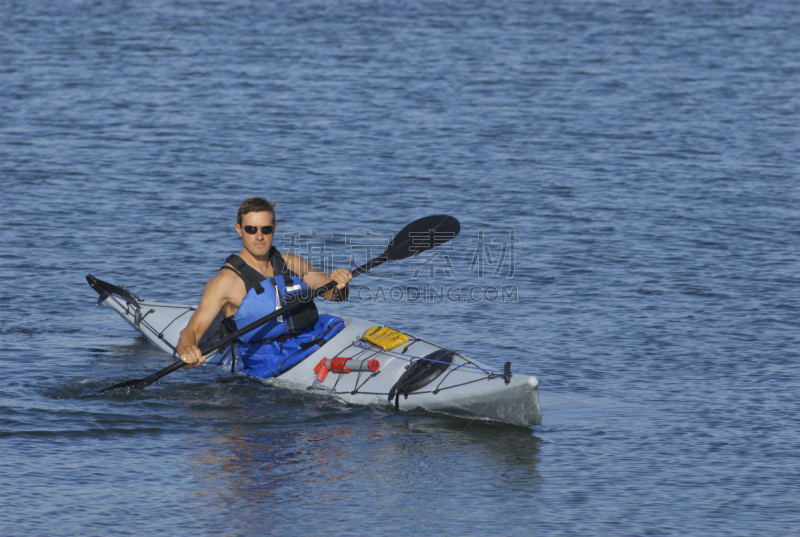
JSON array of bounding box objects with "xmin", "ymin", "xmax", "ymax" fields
[
  {"xmin": 109, "ymin": 291, "xmax": 234, "ymax": 364},
  {"xmin": 354, "ymin": 341, "xmax": 507, "ymax": 376},
  {"xmin": 307, "ymin": 339, "xmax": 512, "ymax": 410},
  {"xmin": 106, "ymin": 294, "xmax": 193, "ymax": 356}
]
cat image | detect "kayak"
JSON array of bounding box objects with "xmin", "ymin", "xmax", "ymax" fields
[{"xmin": 87, "ymin": 274, "xmax": 542, "ymax": 427}]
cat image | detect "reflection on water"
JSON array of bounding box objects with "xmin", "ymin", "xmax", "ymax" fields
[{"xmin": 184, "ymin": 411, "xmax": 542, "ymax": 529}]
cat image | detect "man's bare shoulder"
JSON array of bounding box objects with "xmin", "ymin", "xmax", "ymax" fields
[{"xmin": 204, "ymin": 265, "xmax": 245, "ymax": 298}]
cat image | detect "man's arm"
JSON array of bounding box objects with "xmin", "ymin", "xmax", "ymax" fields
[
  {"xmin": 285, "ymin": 254, "xmax": 352, "ymax": 301},
  {"xmin": 177, "ymin": 270, "xmax": 239, "ymax": 368}
]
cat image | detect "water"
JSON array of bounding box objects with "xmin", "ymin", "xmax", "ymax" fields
[{"xmin": 1, "ymin": 1, "xmax": 798, "ymax": 535}]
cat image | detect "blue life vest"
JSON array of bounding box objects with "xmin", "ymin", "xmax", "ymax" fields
[{"xmin": 223, "ymin": 249, "xmax": 344, "ymax": 379}]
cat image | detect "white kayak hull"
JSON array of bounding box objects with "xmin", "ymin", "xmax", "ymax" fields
[{"xmin": 89, "ymin": 276, "xmax": 541, "ymax": 427}]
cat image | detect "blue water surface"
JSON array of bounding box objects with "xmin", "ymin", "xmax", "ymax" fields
[{"xmin": 1, "ymin": 2, "xmax": 798, "ymax": 536}]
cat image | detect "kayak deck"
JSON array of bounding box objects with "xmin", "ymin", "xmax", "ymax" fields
[
  {"xmin": 88, "ymin": 274, "xmax": 541, "ymax": 427},
  {"xmin": 272, "ymin": 316, "xmax": 541, "ymax": 427}
]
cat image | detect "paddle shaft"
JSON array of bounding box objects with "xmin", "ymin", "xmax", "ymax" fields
[
  {"xmin": 97, "ymin": 214, "xmax": 460, "ymax": 393},
  {"xmin": 100, "ymin": 257, "xmax": 388, "ymax": 391}
]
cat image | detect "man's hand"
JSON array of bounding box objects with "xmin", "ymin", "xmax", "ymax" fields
[
  {"xmin": 330, "ymin": 268, "xmax": 353, "ymax": 289},
  {"xmin": 325, "ymin": 268, "xmax": 352, "ymax": 301},
  {"xmin": 178, "ymin": 344, "xmax": 207, "ymax": 370}
]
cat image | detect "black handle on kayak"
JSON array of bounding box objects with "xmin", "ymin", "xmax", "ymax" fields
[{"xmin": 97, "ymin": 215, "xmax": 460, "ymax": 393}]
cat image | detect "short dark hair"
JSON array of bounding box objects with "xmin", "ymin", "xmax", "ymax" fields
[{"xmin": 237, "ymin": 197, "xmax": 276, "ymax": 225}]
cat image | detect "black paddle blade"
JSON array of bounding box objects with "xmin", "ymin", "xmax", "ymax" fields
[
  {"xmin": 98, "ymin": 378, "xmax": 149, "ymax": 393},
  {"xmin": 386, "ymin": 215, "xmax": 460, "ymax": 261},
  {"xmin": 98, "ymin": 360, "xmax": 185, "ymax": 394}
]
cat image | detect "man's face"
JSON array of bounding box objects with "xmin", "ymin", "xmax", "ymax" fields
[{"xmin": 236, "ymin": 211, "xmax": 276, "ymax": 258}]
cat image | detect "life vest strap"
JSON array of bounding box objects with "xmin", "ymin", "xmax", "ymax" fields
[
  {"xmin": 225, "ymin": 248, "xmax": 320, "ymax": 343},
  {"xmin": 223, "ymin": 254, "xmax": 266, "ymax": 295},
  {"xmin": 223, "ymin": 248, "xmax": 296, "ymax": 294},
  {"xmin": 251, "ymin": 330, "xmax": 303, "ymax": 345}
]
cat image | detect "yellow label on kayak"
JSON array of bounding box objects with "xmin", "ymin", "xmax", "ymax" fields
[{"xmin": 362, "ymin": 326, "xmax": 408, "ymax": 350}]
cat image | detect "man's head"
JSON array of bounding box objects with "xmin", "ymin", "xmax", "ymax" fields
[
  {"xmin": 237, "ymin": 197, "xmax": 276, "ymax": 226},
  {"xmin": 235, "ymin": 198, "xmax": 277, "ymax": 259}
]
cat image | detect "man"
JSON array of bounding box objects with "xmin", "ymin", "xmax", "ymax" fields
[{"xmin": 177, "ymin": 197, "xmax": 352, "ymax": 378}]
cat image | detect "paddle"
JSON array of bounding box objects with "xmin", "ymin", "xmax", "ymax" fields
[{"xmin": 98, "ymin": 214, "xmax": 460, "ymax": 393}]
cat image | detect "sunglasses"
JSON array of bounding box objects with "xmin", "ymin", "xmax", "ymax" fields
[{"xmin": 242, "ymin": 225, "xmax": 275, "ymax": 235}]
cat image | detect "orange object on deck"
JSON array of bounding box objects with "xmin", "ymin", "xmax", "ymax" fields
[{"xmin": 313, "ymin": 357, "xmax": 380, "ymax": 382}]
